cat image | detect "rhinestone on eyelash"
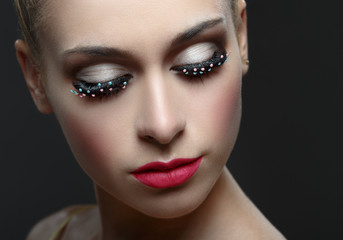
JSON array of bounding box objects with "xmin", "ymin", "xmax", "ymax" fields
[{"xmin": 180, "ymin": 50, "xmax": 231, "ymax": 76}]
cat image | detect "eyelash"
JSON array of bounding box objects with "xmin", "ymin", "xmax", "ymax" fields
[
  {"xmin": 71, "ymin": 74, "xmax": 133, "ymax": 98},
  {"xmin": 70, "ymin": 49, "xmax": 230, "ymax": 99}
]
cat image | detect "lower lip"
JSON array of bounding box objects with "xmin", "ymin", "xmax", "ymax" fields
[{"xmin": 132, "ymin": 157, "xmax": 202, "ymax": 189}]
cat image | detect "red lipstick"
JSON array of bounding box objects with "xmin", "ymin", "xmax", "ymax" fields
[{"xmin": 132, "ymin": 157, "xmax": 202, "ymax": 189}]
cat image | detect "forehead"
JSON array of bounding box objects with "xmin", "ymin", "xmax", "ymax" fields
[{"xmin": 42, "ymin": 0, "xmax": 230, "ymax": 56}]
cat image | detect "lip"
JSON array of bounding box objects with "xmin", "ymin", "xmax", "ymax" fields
[{"xmin": 131, "ymin": 157, "xmax": 202, "ymax": 189}]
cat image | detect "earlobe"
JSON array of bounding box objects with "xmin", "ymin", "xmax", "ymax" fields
[
  {"xmin": 236, "ymin": 0, "xmax": 249, "ymax": 75},
  {"xmin": 15, "ymin": 40, "xmax": 53, "ymax": 114}
]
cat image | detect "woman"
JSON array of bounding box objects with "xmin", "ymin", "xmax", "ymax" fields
[{"xmin": 14, "ymin": 0, "xmax": 286, "ymax": 239}]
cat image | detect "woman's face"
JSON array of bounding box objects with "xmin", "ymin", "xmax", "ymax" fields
[{"xmin": 36, "ymin": 0, "xmax": 246, "ymax": 218}]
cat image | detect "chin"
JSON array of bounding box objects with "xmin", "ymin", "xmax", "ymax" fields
[{"xmin": 129, "ymin": 176, "xmax": 216, "ymax": 219}]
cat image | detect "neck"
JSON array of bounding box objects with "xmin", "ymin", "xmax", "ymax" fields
[{"xmin": 94, "ymin": 168, "xmax": 246, "ymax": 240}]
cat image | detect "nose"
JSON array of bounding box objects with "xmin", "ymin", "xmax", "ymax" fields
[{"xmin": 136, "ymin": 74, "xmax": 186, "ymax": 146}]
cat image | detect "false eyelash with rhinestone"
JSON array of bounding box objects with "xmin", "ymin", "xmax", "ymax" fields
[{"xmin": 70, "ymin": 74, "xmax": 132, "ymax": 98}]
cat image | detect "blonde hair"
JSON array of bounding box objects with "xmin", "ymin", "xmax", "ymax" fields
[
  {"xmin": 14, "ymin": 0, "xmax": 238, "ymax": 60},
  {"xmin": 14, "ymin": 0, "xmax": 48, "ymax": 60}
]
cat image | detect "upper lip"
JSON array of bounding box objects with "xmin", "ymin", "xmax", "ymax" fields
[{"xmin": 132, "ymin": 157, "xmax": 201, "ymax": 173}]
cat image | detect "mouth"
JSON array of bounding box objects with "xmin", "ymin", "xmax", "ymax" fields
[{"xmin": 131, "ymin": 157, "xmax": 202, "ymax": 189}]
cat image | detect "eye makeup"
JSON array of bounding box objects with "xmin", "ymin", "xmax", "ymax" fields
[
  {"xmin": 170, "ymin": 48, "xmax": 230, "ymax": 76},
  {"xmin": 69, "ymin": 47, "xmax": 231, "ymax": 99}
]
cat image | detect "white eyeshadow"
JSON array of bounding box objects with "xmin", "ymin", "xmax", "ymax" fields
[
  {"xmin": 174, "ymin": 43, "xmax": 217, "ymax": 65},
  {"xmin": 76, "ymin": 63, "xmax": 127, "ymax": 83}
]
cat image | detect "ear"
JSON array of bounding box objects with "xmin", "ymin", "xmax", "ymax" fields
[
  {"xmin": 15, "ymin": 40, "xmax": 53, "ymax": 114},
  {"xmin": 236, "ymin": 0, "xmax": 249, "ymax": 75}
]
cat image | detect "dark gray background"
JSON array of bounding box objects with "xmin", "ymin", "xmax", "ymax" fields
[{"xmin": 1, "ymin": 0, "xmax": 342, "ymax": 239}]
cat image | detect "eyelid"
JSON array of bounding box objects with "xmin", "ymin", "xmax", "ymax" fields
[
  {"xmin": 76, "ymin": 63, "xmax": 129, "ymax": 83},
  {"xmin": 173, "ymin": 43, "xmax": 218, "ymax": 65}
]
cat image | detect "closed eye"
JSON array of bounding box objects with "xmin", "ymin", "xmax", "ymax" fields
[{"xmin": 170, "ymin": 48, "xmax": 230, "ymax": 78}]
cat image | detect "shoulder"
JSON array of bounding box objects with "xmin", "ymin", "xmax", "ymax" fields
[{"xmin": 26, "ymin": 205, "xmax": 86, "ymax": 240}]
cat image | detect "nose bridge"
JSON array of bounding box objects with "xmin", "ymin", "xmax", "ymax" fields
[{"xmin": 137, "ymin": 70, "xmax": 185, "ymax": 144}]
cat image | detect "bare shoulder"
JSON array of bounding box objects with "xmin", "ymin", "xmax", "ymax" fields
[{"xmin": 26, "ymin": 205, "xmax": 86, "ymax": 240}]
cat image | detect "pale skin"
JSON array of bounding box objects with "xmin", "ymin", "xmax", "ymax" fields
[{"xmin": 16, "ymin": 0, "xmax": 286, "ymax": 239}]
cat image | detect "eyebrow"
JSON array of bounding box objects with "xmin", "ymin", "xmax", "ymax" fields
[
  {"xmin": 171, "ymin": 17, "xmax": 224, "ymax": 46},
  {"xmin": 62, "ymin": 46, "xmax": 133, "ymax": 58},
  {"xmin": 61, "ymin": 17, "xmax": 224, "ymax": 58}
]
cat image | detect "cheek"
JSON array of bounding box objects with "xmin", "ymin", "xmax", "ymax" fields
[
  {"xmin": 189, "ymin": 63, "xmax": 242, "ymax": 155},
  {"xmin": 210, "ymin": 80, "xmax": 241, "ymax": 137},
  {"xmin": 52, "ymin": 100, "xmax": 134, "ymax": 180}
]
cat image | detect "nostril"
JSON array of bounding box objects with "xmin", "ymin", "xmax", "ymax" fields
[
  {"xmin": 140, "ymin": 128, "xmax": 184, "ymax": 146},
  {"xmin": 145, "ymin": 135, "xmax": 156, "ymax": 143}
]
